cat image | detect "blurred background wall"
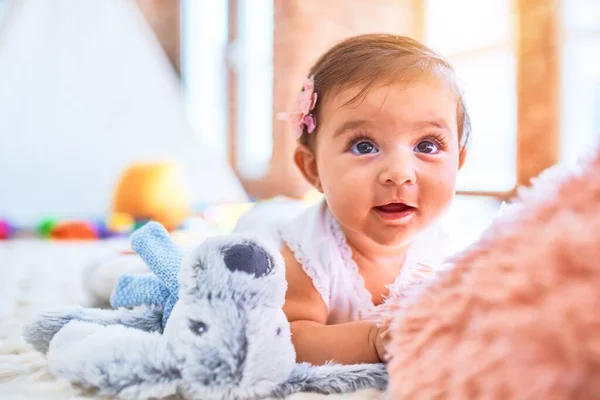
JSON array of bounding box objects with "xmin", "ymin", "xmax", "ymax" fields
[
  {"xmin": 182, "ymin": 0, "xmax": 598, "ymax": 199},
  {"xmin": 0, "ymin": 0, "xmax": 598, "ymax": 244}
]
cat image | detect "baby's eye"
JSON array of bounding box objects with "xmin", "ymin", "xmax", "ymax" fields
[
  {"xmin": 350, "ymin": 140, "xmax": 379, "ymax": 155},
  {"xmin": 414, "ymin": 140, "xmax": 440, "ymax": 154}
]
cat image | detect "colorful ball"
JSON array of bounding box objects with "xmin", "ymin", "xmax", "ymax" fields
[
  {"xmin": 37, "ymin": 218, "xmax": 57, "ymax": 238},
  {"xmin": 134, "ymin": 219, "xmax": 151, "ymax": 231},
  {"xmin": 93, "ymin": 219, "xmax": 110, "ymax": 239},
  {"xmin": 107, "ymin": 212, "xmax": 134, "ymax": 236},
  {"xmin": 0, "ymin": 220, "xmax": 14, "ymax": 240},
  {"xmin": 50, "ymin": 221, "xmax": 98, "ymax": 240}
]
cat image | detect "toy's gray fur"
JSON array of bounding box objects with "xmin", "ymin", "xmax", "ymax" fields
[
  {"xmin": 22, "ymin": 305, "xmax": 163, "ymax": 354},
  {"xmin": 23, "ymin": 234, "xmax": 388, "ymax": 399},
  {"xmin": 271, "ymin": 363, "xmax": 388, "ymax": 398}
]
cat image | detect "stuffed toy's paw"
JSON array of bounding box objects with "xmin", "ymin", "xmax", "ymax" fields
[
  {"xmin": 46, "ymin": 321, "xmax": 179, "ymax": 400},
  {"xmin": 22, "ymin": 305, "xmax": 86, "ymax": 354},
  {"xmin": 47, "ymin": 320, "xmax": 105, "ymax": 353},
  {"xmin": 23, "ymin": 305, "xmax": 165, "ymax": 355},
  {"xmin": 271, "ymin": 362, "xmax": 389, "ymax": 398}
]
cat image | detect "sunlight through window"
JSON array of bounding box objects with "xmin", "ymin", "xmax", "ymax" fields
[
  {"xmin": 425, "ymin": 0, "xmax": 516, "ymax": 192},
  {"xmin": 560, "ymin": 0, "xmax": 600, "ymax": 165}
]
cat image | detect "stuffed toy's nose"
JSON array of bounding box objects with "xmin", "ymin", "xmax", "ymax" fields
[{"xmin": 223, "ymin": 242, "xmax": 273, "ymax": 278}]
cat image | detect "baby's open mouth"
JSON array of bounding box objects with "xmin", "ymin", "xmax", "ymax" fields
[
  {"xmin": 373, "ymin": 202, "xmax": 417, "ymax": 222},
  {"xmin": 374, "ymin": 203, "xmax": 415, "ymax": 213}
]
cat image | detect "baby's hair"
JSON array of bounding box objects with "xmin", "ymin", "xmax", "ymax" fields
[{"xmin": 299, "ymin": 34, "xmax": 471, "ymax": 160}]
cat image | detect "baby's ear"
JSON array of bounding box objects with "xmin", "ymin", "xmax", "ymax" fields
[
  {"xmin": 458, "ymin": 148, "xmax": 467, "ymax": 170},
  {"xmin": 294, "ymin": 144, "xmax": 322, "ymax": 192}
]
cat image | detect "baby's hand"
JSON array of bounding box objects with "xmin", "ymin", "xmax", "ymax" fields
[{"xmin": 371, "ymin": 319, "xmax": 393, "ymax": 363}]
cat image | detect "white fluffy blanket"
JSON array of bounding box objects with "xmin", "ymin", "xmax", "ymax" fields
[{"xmin": 0, "ymin": 239, "xmax": 381, "ymax": 399}]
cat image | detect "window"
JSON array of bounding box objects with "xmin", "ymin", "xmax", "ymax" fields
[
  {"xmin": 181, "ymin": 0, "xmax": 273, "ymax": 180},
  {"xmin": 181, "ymin": 0, "xmax": 229, "ymax": 158},
  {"xmin": 183, "ymin": 0, "xmax": 521, "ymax": 196},
  {"xmin": 233, "ymin": 0, "xmax": 273, "ymax": 180},
  {"xmin": 560, "ymin": 0, "xmax": 600, "ymax": 166},
  {"xmin": 0, "ymin": 0, "xmax": 11, "ymax": 26},
  {"xmin": 424, "ymin": 0, "xmax": 517, "ymax": 193}
]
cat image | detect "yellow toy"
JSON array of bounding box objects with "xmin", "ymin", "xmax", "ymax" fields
[
  {"xmin": 112, "ymin": 161, "xmax": 190, "ymax": 231},
  {"xmin": 107, "ymin": 212, "xmax": 135, "ymax": 236}
]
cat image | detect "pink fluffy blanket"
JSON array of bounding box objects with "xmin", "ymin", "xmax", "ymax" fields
[{"xmin": 386, "ymin": 152, "xmax": 600, "ymax": 399}]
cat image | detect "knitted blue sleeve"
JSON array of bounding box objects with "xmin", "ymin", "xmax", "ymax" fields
[
  {"xmin": 110, "ymin": 274, "xmax": 170, "ymax": 308},
  {"xmin": 108, "ymin": 221, "xmax": 183, "ymax": 328},
  {"xmin": 130, "ymin": 221, "xmax": 182, "ymax": 298}
]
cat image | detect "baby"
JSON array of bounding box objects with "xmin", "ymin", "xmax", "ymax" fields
[
  {"xmin": 87, "ymin": 33, "xmax": 470, "ymax": 368},
  {"xmin": 252, "ymin": 33, "xmax": 471, "ymax": 365}
]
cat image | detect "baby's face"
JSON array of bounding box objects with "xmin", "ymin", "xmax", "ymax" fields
[{"xmin": 313, "ymin": 81, "xmax": 460, "ymax": 247}]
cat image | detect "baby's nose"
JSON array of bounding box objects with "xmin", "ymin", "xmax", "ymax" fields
[
  {"xmin": 222, "ymin": 242, "xmax": 273, "ymax": 277},
  {"xmin": 379, "ymin": 155, "xmax": 417, "ymax": 186}
]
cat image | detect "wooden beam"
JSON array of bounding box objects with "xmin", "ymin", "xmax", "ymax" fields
[
  {"xmin": 136, "ymin": 0, "xmax": 181, "ymax": 74},
  {"xmin": 227, "ymin": 0, "xmax": 238, "ymax": 171},
  {"xmin": 456, "ymin": 189, "xmax": 516, "ymax": 202},
  {"xmin": 412, "ymin": 0, "xmax": 426, "ymax": 42},
  {"xmin": 516, "ymin": 0, "xmax": 560, "ymax": 186}
]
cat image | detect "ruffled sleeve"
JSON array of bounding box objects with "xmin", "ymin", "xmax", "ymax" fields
[{"xmin": 278, "ymin": 199, "xmax": 332, "ymax": 309}]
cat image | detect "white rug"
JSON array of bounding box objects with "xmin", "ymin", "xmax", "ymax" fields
[{"xmin": 0, "ymin": 239, "xmax": 383, "ymax": 399}]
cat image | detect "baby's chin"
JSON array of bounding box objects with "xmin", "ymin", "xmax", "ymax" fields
[
  {"xmin": 363, "ymin": 225, "xmax": 419, "ymax": 249},
  {"xmin": 337, "ymin": 211, "xmax": 423, "ymax": 248}
]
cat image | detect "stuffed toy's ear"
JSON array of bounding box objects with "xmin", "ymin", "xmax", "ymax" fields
[{"xmin": 47, "ymin": 321, "xmax": 181, "ymax": 399}]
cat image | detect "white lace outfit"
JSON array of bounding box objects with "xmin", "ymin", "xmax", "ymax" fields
[{"xmin": 237, "ymin": 198, "xmax": 452, "ymax": 324}]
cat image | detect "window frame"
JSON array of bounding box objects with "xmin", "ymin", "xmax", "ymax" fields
[
  {"xmin": 223, "ymin": 0, "xmax": 563, "ymax": 200},
  {"xmin": 418, "ymin": 0, "xmax": 561, "ymax": 199}
]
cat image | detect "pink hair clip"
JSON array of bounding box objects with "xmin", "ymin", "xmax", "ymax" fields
[{"xmin": 277, "ymin": 76, "xmax": 318, "ymax": 138}]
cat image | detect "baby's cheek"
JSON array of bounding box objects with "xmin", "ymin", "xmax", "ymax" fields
[
  {"xmin": 423, "ymin": 173, "xmax": 456, "ymax": 217},
  {"xmin": 325, "ymin": 166, "xmax": 368, "ymax": 198}
]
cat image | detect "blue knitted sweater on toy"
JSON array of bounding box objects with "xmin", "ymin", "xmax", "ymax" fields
[{"xmin": 110, "ymin": 221, "xmax": 182, "ymax": 329}]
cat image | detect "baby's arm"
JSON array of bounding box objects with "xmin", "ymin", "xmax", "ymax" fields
[{"xmin": 282, "ymin": 244, "xmax": 382, "ymax": 365}]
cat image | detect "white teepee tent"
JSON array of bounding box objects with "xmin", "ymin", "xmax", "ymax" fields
[{"xmin": 0, "ymin": 0, "xmax": 247, "ymax": 226}]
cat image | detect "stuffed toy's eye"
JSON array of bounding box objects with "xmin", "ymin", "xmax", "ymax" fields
[
  {"xmin": 189, "ymin": 320, "xmax": 208, "ymax": 335},
  {"xmin": 276, "ymin": 327, "xmax": 282, "ymax": 336}
]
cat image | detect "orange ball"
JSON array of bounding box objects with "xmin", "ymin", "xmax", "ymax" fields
[
  {"xmin": 112, "ymin": 161, "xmax": 190, "ymax": 231},
  {"xmin": 50, "ymin": 222, "xmax": 98, "ymax": 240}
]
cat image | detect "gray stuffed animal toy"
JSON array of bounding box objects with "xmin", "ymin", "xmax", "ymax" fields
[{"xmin": 23, "ymin": 222, "xmax": 387, "ymax": 399}]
